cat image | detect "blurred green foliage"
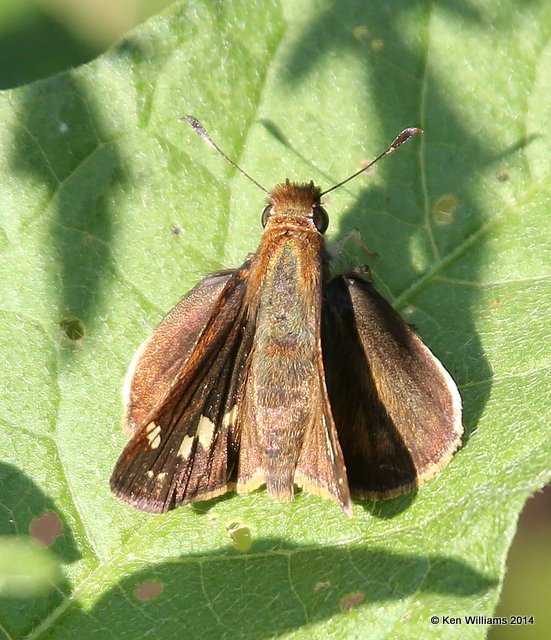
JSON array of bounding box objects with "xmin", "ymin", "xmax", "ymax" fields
[{"xmin": 0, "ymin": 0, "xmax": 173, "ymax": 88}]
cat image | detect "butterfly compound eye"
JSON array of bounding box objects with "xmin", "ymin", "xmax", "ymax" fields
[
  {"xmin": 261, "ymin": 205, "xmax": 272, "ymax": 227},
  {"xmin": 313, "ymin": 206, "xmax": 329, "ymax": 233}
]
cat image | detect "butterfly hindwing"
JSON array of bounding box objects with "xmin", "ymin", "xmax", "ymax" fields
[
  {"xmin": 293, "ymin": 347, "xmax": 353, "ymax": 515},
  {"xmin": 110, "ymin": 261, "xmax": 254, "ymax": 512},
  {"xmin": 322, "ymin": 269, "xmax": 463, "ymax": 499}
]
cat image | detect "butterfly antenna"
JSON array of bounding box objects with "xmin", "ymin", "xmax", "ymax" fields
[
  {"xmin": 320, "ymin": 127, "xmax": 422, "ymax": 197},
  {"xmin": 184, "ymin": 116, "xmax": 268, "ymax": 193}
]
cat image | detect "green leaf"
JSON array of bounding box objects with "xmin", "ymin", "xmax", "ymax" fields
[{"xmin": 0, "ymin": 0, "xmax": 549, "ymax": 638}]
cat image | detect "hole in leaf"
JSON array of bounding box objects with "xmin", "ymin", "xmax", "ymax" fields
[
  {"xmin": 226, "ymin": 522, "xmax": 253, "ymax": 552},
  {"xmin": 59, "ymin": 317, "xmax": 85, "ymax": 341}
]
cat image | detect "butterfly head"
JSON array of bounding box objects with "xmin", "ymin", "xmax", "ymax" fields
[{"xmin": 262, "ymin": 180, "xmax": 328, "ymax": 233}]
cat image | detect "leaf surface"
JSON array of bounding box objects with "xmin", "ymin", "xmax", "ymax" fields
[{"xmin": 0, "ymin": 1, "xmax": 549, "ymax": 638}]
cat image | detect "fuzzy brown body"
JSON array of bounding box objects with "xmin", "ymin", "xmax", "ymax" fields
[
  {"xmin": 242, "ymin": 226, "xmax": 323, "ymax": 494},
  {"xmin": 111, "ymin": 180, "xmax": 462, "ymax": 516},
  {"xmin": 238, "ymin": 200, "xmax": 348, "ymax": 506}
]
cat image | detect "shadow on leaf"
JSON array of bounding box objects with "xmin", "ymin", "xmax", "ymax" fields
[
  {"xmin": 9, "ymin": 73, "xmax": 129, "ymax": 360},
  {"xmin": 0, "ymin": 8, "xmax": 99, "ymax": 90},
  {"xmin": 40, "ymin": 538, "xmax": 496, "ymax": 638},
  {"xmin": 0, "ymin": 462, "xmax": 80, "ymax": 638}
]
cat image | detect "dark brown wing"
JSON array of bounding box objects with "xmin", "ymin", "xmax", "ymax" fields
[
  {"xmin": 111, "ymin": 260, "xmax": 254, "ymax": 512},
  {"xmin": 122, "ymin": 269, "xmax": 237, "ymax": 435},
  {"xmin": 322, "ymin": 269, "xmax": 462, "ymax": 499}
]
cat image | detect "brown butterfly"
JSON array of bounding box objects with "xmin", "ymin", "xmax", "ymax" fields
[{"xmin": 110, "ymin": 118, "xmax": 462, "ymax": 516}]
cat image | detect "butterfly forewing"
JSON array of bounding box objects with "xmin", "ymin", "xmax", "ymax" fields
[
  {"xmin": 322, "ymin": 269, "xmax": 462, "ymax": 499},
  {"xmin": 110, "ymin": 261, "xmax": 254, "ymax": 512},
  {"xmin": 122, "ymin": 270, "xmax": 238, "ymax": 435}
]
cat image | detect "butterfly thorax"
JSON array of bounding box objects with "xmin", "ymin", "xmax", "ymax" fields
[{"xmin": 269, "ymin": 180, "xmax": 322, "ymax": 210}]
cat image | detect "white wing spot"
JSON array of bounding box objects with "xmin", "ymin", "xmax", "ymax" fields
[
  {"xmin": 197, "ymin": 415, "xmax": 215, "ymax": 449},
  {"xmin": 178, "ymin": 435, "xmax": 194, "ymax": 459},
  {"xmin": 157, "ymin": 472, "xmax": 167, "ymax": 482}
]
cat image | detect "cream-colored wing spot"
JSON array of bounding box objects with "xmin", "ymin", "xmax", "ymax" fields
[
  {"xmin": 197, "ymin": 415, "xmax": 216, "ymax": 449},
  {"xmin": 145, "ymin": 422, "xmax": 162, "ymax": 449},
  {"xmin": 146, "ymin": 468, "xmax": 168, "ymax": 482},
  {"xmin": 178, "ymin": 435, "xmax": 194, "ymax": 459},
  {"xmin": 222, "ymin": 405, "xmax": 237, "ymax": 428}
]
